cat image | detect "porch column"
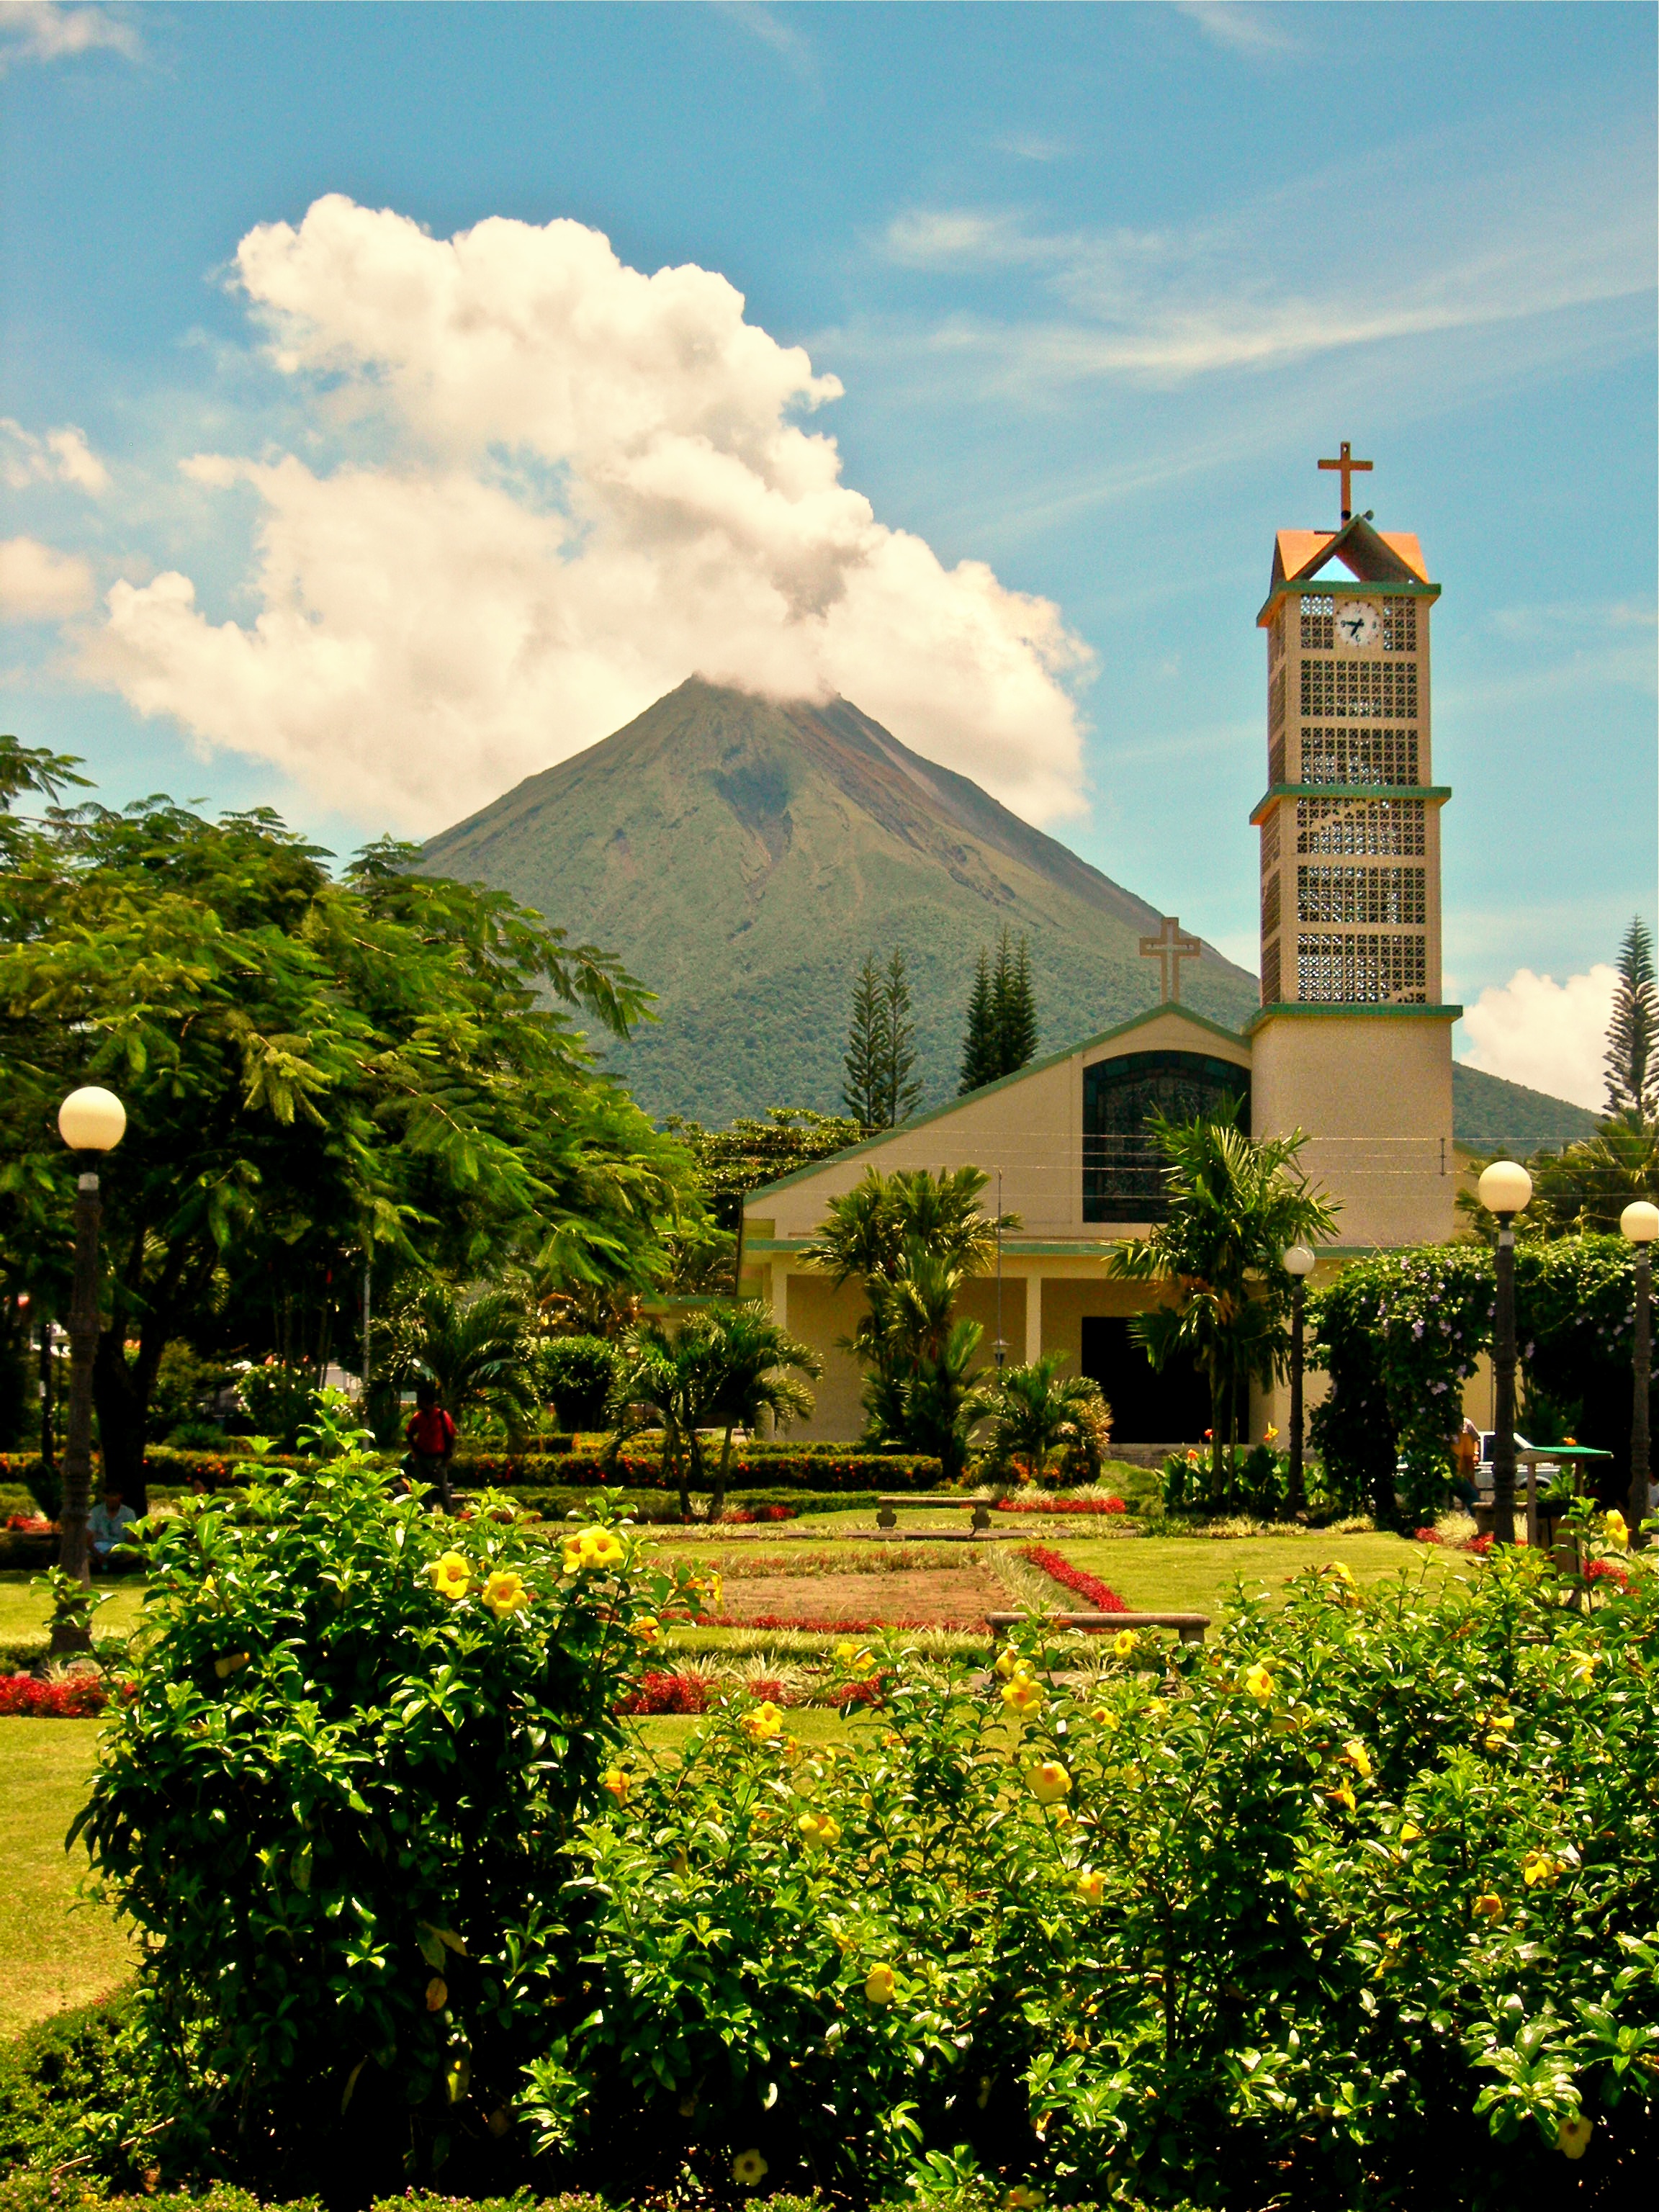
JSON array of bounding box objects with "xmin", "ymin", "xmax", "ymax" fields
[
  {"xmin": 1024, "ymin": 1273, "xmax": 1043, "ymax": 1366},
  {"xmin": 771, "ymin": 1264, "xmax": 788, "ymax": 1332}
]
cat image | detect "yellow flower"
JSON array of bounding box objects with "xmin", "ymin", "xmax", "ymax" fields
[
  {"xmin": 1112, "ymin": 1629, "xmax": 1138, "ymax": 1660},
  {"xmin": 1341, "ymin": 1738, "xmax": 1372, "ymax": 1779},
  {"xmin": 1556, "ymin": 2115, "xmax": 1592, "ymax": 2159},
  {"xmin": 213, "ymin": 1650, "xmax": 251, "ymax": 1679},
  {"xmin": 1028, "ymin": 1760, "xmax": 1072, "ymax": 1805},
  {"xmin": 798, "ymin": 1809, "xmax": 841, "ymax": 1852},
  {"xmin": 1400, "ymin": 1821, "xmax": 1422, "ymax": 1845},
  {"xmin": 742, "ymin": 1700, "xmax": 784, "ymax": 1743},
  {"xmin": 864, "ymin": 1963, "xmax": 896, "ymax": 2005},
  {"xmin": 1522, "ymin": 1849, "xmax": 1561, "ymax": 1889},
  {"xmin": 632, "ymin": 1617, "xmax": 660, "ymax": 1646},
  {"xmin": 995, "ymin": 1648, "xmax": 1029, "ymax": 1680},
  {"xmin": 834, "ymin": 1641, "xmax": 856, "ymax": 1665},
  {"xmin": 562, "ymin": 1525, "xmax": 626, "ymax": 1573},
  {"xmin": 1604, "ymin": 1510, "xmax": 1629, "ymax": 1550},
  {"xmin": 1323, "ymin": 1561, "xmax": 1355, "ymax": 1585},
  {"xmin": 1326, "ymin": 1779, "xmax": 1357, "ymax": 1813},
  {"xmin": 1076, "ymin": 1867, "xmax": 1105, "ymax": 1905},
  {"xmin": 1243, "ymin": 1662, "xmax": 1274, "ymax": 1704},
  {"xmin": 1002, "ymin": 1676, "xmax": 1043, "ymax": 1717},
  {"xmin": 425, "ymin": 1975, "xmax": 448, "ymax": 2013},
  {"xmin": 1471, "ymin": 1893, "xmax": 1506, "ymax": 1923},
  {"xmin": 481, "ymin": 1568, "xmax": 530, "ymax": 1619},
  {"xmin": 1571, "ymin": 1653, "xmax": 1599, "ymax": 1684},
  {"xmin": 429, "ymin": 1552, "xmax": 472, "ymax": 1601},
  {"xmin": 601, "ymin": 1766, "xmax": 631, "ymax": 1803},
  {"xmin": 1264, "ymin": 1425, "xmax": 1280, "ymax": 1444},
  {"xmin": 732, "ymin": 2149, "xmax": 770, "ymax": 2188},
  {"xmin": 1088, "ymin": 1706, "xmax": 1119, "ymax": 1731}
]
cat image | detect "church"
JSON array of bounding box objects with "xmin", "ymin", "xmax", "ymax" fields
[{"xmin": 739, "ymin": 454, "xmax": 1460, "ymax": 1445}]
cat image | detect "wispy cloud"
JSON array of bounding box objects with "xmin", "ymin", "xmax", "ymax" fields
[
  {"xmin": 993, "ymin": 131, "xmax": 1073, "ymax": 164},
  {"xmin": 882, "ymin": 207, "xmax": 1054, "ymax": 271},
  {"xmin": 714, "ymin": 1, "xmax": 817, "ymax": 89},
  {"xmin": 0, "ymin": 2, "xmax": 140, "ymax": 71},
  {"xmin": 1174, "ymin": 3, "xmax": 1300, "ymax": 58}
]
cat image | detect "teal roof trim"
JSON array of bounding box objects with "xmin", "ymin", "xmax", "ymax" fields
[
  {"xmin": 1246, "ymin": 1001, "xmax": 1462, "ymax": 1035},
  {"xmin": 1251, "ymin": 783, "xmax": 1450, "ymax": 824},
  {"xmin": 742, "ymin": 1001, "xmax": 1251, "ymax": 1208}
]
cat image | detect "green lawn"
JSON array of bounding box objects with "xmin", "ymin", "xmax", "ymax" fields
[
  {"xmin": 0, "ymin": 1720, "xmax": 131, "ymax": 2038},
  {"xmin": 0, "ymin": 1572, "xmax": 147, "ymax": 1653},
  {"xmin": 1048, "ymin": 1532, "xmax": 1465, "ymax": 1616}
]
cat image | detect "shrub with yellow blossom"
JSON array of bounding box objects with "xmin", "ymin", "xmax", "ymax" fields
[{"xmin": 71, "ymin": 1406, "xmax": 702, "ymax": 2192}]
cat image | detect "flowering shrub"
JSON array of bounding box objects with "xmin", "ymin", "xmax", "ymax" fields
[
  {"xmin": 71, "ymin": 1412, "xmax": 701, "ymax": 2189},
  {"xmin": 616, "ymin": 1669, "xmax": 711, "ymax": 1716},
  {"xmin": 4, "ymin": 1514, "xmax": 51, "ymax": 1533},
  {"xmin": 992, "ymin": 1495, "xmax": 1127, "ymax": 1516},
  {"xmin": 1414, "ymin": 1527, "xmax": 1444, "ymax": 1544},
  {"xmin": 1018, "ymin": 1545, "xmax": 1129, "ymax": 1613},
  {"xmin": 505, "ymin": 1546, "xmax": 1659, "ymax": 2208},
  {"xmin": 0, "ymin": 1671, "xmax": 113, "ymax": 1716},
  {"xmin": 721, "ymin": 1503, "xmax": 797, "ymax": 1524}
]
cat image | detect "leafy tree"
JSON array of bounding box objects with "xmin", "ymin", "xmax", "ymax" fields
[
  {"xmin": 881, "ymin": 949, "xmax": 923, "ymax": 1128},
  {"xmin": 661, "ymin": 1106, "xmax": 864, "ymax": 1295},
  {"xmin": 959, "ymin": 927, "xmax": 1038, "ymax": 1094},
  {"xmin": 1108, "ymin": 1115, "xmax": 1336, "ymax": 1496},
  {"xmin": 0, "ymin": 739, "xmax": 701, "ymax": 1504},
  {"xmin": 534, "ymin": 1334, "xmax": 620, "ymax": 1431},
  {"xmin": 608, "ymin": 1300, "xmax": 819, "ymax": 1521},
  {"xmin": 979, "ymin": 1352, "xmax": 1112, "ymax": 1488},
  {"xmin": 1460, "ymin": 1121, "xmax": 1659, "ymax": 1241},
  {"xmin": 1604, "ymin": 914, "xmax": 1658, "ymax": 1121}
]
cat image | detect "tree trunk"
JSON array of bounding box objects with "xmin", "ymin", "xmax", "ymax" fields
[
  {"xmin": 708, "ymin": 1427, "xmax": 736, "ymax": 1525},
  {"xmin": 91, "ymin": 1323, "xmax": 165, "ymax": 1514}
]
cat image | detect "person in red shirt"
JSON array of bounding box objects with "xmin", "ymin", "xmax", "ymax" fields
[{"xmin": 405, "ymin": 1381, "xmax": 457, "ymax": 1512}]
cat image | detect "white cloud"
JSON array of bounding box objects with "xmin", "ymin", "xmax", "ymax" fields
[
  {"xmin": 0, "ymin": 535, "xmax": 96, "ymax": 619},
  {"xmin": 1, "ymin": 416, "xmax": 111, "ymax": 493},
  {"xmin": 84, "ymin": 195, "xmax": 1092, "ymax": 830},
  {"xmin": 1460, "ymin": 965, "xmax": 1619, "ymax": 1112},
  {"xmin": 0, "ymin": 2, "xmax": 139, "ymax": 69}
]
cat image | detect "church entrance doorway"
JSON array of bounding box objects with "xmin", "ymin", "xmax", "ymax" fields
[{"xmin": 1081, "ymin": 1316, "xmax": 1212, "ymax": 1444}]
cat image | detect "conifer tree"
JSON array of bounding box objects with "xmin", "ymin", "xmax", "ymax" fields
[
  {"xmin": 1604, "ymin": 915, "xmax": 1658, "ymax": 1123},
  {"xmin": 882, "ymin": 949, "xmax": 923, "ymax": 1127},
  {"xmin": 958, "ymin": 949, "xmax": 996, "ymax": 1094},
  {"xmin": 842, "ymin": 954, "xmax": 886, "ymax": 1129},
  {"xmin": 998, "ymin": 932, "xmax": 1039, "ymax": 1073}
]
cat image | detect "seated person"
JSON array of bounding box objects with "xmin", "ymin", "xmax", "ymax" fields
[{"xmin": 87, "ymin": 1485, "xmax": 138, "ymax": 1570}]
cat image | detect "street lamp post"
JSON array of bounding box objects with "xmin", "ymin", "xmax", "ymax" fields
[
  {"xmin": 1478, "ymin": 1159, "xmax": 1533, "ymax": 1547},
  {"xmin": 55, "ymin": 1087, "xmax": 125, "ymax": 1589},
  {"xmin": 1620, "ymin": 1200, "xmax": 1658, "ymax": 1548},
  {"xmin": 1282, "ymin": 1244, "xmax": 1316, "ymax": 1516}
]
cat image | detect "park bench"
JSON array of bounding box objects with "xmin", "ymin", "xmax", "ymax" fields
[
  {"xmin": 877, "ymin": 1494, "xmax": 993, "ymax": 1532},
  {"xmin": 987, "ymin": 1609, "xmax": 1211, "ymax": 1646}
]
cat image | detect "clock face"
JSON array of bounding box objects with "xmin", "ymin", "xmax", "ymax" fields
[{"xmin": 1333, "ymin": 598, "xmax": 1383, "ymax": 652}]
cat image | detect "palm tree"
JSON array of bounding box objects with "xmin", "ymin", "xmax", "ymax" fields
[
  {"xmin": 609, "ymin": 1301, "xmax": 819, "ymax": 1521},
  {"xmin": 389, "ymin": 1282, "xmax": 537, "ymax": 1436},
  {"xmin": 803, "ymin": 1165, "xmax": 1017, "ymax": 1471},
  {"xmin": 979, "ymin": 1353, "xmax": 1111, "ymax": 1488},
  {"xmin": 1107, "ymin": 1115, "xmax": 1336, "ymax": 1498}
]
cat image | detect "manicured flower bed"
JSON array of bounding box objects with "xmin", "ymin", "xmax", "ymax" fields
[
  {"xmin": 993, "ymin": 1495, "xmax": 1126, "ymax": 1516},
  {"xmin": 0, "ymin": 1671, "xmax": 114, "ymax": 1717},
  {"xmin": 698, "ymin": 1611, "xmax": 980, "ymax": 1632},
  {"xmin": 1019, "ymin": 1545, "xmax": 1129, "ymax": 1612}
]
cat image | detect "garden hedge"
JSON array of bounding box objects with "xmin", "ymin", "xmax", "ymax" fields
[{"xmin": 0, "ymin": 1447, "xmax": 938, "ymax": 1494}]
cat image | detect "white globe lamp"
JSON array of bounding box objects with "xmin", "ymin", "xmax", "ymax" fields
[
  {"xmin": 58, "ymin": 1087, "xmax": 126, "ymax": 1154},
  {"xmin": 1477, "ymin": 1159, "xmax": 1532, "ymax": 1218}
]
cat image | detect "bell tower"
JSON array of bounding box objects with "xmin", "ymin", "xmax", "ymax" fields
[{"xmin": 1248, "ymin": 451, "xmax": 1457, "ymax": 1246}]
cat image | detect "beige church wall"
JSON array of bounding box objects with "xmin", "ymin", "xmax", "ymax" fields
[
  {"xmin": 770, "ymin": 1269, "xmax": 868, "ymax": 1442},
  {"xmin": 1252, "ymin": 1013, "xmax": 1455, "ymax": 1248}
]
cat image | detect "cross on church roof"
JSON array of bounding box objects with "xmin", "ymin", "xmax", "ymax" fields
[
  {"xmin": 1318, "ymin": 441, "xmax": 1373, "ymax": 523},
  {"xmin": 1139, "ymin": 914, "xmax": 1201, "ymax": 1004}
]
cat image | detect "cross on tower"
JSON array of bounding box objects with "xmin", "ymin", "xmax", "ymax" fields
[
  {"xmin": 1318, "ymin": 440, "xmax": 1373, "ymax": 523},
  {"xmin": 1139, "ymin": 915, "xmax": 1201, "ymax": 1004}
]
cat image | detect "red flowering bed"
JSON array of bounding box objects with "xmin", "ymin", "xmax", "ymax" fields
[
  {"xmin": 721, "ymin": 1504, "xmax": 797, "ymax": 1524},
  {"xmin": 1414, "ymin": 1527, "xmax": 1444, "ymax": 1544},
  {"xmin": 697, "ymin": 1611, "xmax": 980, "ymax": 1632},
  {"xmin": 1020, "ymin": 1545, "xmax": 1129, "ymax": 1614},
  {"xmin": 1586, "ymin": 1558, "xmax": 1631, "ymax": 1591},
  {"xmin": 617, "ymin": 1669, "xmax": 710, "ymax": 1715},
  {"xmin": 0, "ymin": 1671, "xmax": 114, "ymax": 1716},
  {"xmin": 4, "ymin": 1514, "xmax": 53, "ymax": 1533},
  {"xmin": 994, "ymin": 1496, "xmax": 1127, "ymax": 1517}
]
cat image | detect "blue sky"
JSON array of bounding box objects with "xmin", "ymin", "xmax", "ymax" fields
[{"xmin": 2, "ymin": 0, "xmax": 1654, "ymax": 1107}]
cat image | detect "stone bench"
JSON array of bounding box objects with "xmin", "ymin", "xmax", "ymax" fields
[
  {"xmin": 987, "ymin": 1609, "xmax": 1211, "ymax": 1646},
  {"xmin": 876, "ymin": 1495, "xmax": 992, "ymax": 1531}
]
